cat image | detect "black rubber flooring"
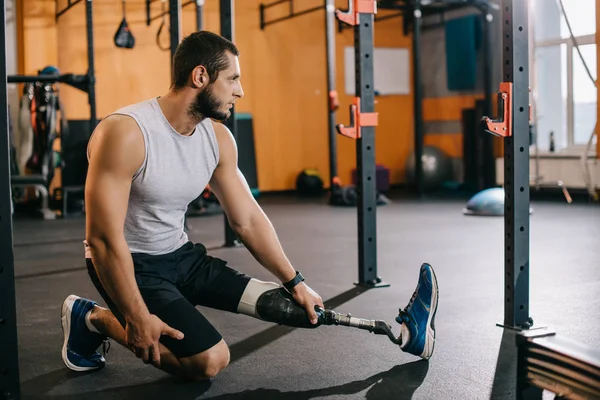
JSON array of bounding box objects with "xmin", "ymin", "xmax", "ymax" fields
[{"xmin": 10, "ymin": 194, "xmax": 600, "ymax": 399}]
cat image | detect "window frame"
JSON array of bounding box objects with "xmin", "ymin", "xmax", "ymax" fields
[{"xmin": 532, "ymin": 32, "xmax": 597, "ymax": 156}]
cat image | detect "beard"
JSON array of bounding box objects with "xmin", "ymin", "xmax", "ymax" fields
[{"xmin": 187, "ymin": 84, "xmax": 230, "ymax": 122}]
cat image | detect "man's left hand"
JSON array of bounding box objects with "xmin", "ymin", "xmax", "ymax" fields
[{"xmin": 291, "ymin": 283, "xmax": 325, "ymax": 324}]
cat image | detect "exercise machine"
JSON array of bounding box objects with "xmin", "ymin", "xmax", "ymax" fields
[{"xmin": 8, "ymin": 0, "xmax": 96, "ymax": 219}]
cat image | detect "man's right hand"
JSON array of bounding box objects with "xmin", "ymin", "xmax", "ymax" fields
[{"xmin": 125, "ymin": 313, "xmax": 184, "ymax": 367}]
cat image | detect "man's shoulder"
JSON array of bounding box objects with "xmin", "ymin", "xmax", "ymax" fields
[
  {"xmin": 208, "ymin": 119, "xmax": 234, "ymax": 140},
  {"xmin": 90, "ymin": 114, "xmax": 144, "ymax": 156}
]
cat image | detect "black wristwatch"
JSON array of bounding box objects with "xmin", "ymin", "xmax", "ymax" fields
[{"xmin": 283, "ymin": 270, "xmax": 305, "ymax": 292}]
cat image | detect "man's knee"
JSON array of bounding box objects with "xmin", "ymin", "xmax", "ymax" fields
[{"xmin": 179, "ymin": 339, "xmax": 230, "ymax": 381}]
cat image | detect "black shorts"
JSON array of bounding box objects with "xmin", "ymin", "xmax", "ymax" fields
[{"xmin": 86, "ymin": 241, "xmax": 251, "ymax": 358}]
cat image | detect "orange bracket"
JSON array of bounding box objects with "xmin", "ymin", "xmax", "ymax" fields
[
  {"xmin": 335, "ymin": 0, "xmax": 377, "ymax": 26},
  {"xmin": 481, "ymin": 82, "xmax": 513, "ymax": 138},
  {"xmin": 336, "ymin": 97, "xmax": 378, "ymax": 139}
]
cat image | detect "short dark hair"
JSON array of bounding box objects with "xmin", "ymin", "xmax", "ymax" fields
[{"xmin": 171, "ymin": 31, "xmax": 239, "ymax": 90}]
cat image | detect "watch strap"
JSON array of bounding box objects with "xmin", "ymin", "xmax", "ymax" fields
[{"xmin": 283, "ymin": 270, "xmax": 305, "ymax": 291}]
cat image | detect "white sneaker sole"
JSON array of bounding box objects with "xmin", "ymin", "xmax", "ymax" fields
[
  {"xmin": 420, "ymin": 266, "xmax": 439, "ymax": 360},
  {"xmin": 61, "ymin": 294, "xmax": 99, "ymax": 372}
]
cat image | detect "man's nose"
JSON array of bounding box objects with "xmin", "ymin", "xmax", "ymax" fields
[{"xmin": 234, "ymin": 83, "xmax": 244, "ymax": 98}]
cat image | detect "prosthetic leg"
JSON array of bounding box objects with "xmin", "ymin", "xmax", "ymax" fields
[
  {"xmin": 238, "ymin": 279, "xmax": 407, "ymax": 346},
  {"xmin": 237, "ymin": 263, "xmax": 439, "ymax": 361}
]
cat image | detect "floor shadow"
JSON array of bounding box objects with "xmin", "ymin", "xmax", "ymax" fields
[
  {"xmin": 20, "ymin": 286, "xmax": 374, "ymax": 400},
  {"xmin": 201, "ymin": 360, "xmax": 430, "ymax": 400},
  {"xmin": 489, "ymin": 329, "xmax": 518, "ymax": 400},
  {"xmin": 229, "ymin": 285, "xmax": 371, "ymax": 363},
  {"xmin": 21, "ymin": 369, "xmax": 212, "ymax": 400},
  {"xmin": 490, "ymin": 327, "xmax": 551, "ymax": 400}
]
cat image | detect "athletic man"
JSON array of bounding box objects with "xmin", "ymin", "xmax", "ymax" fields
[{"xmin": 60, "ymin": 31, "xmax": 439, "ymax": 381}]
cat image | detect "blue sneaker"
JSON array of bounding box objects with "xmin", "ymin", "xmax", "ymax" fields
[
  {"xmin": 396, "ymin": 263, "xmax": 439, "ymax": 360},
  {"xmin": 61, "ymin": 295, "xmax": 109, "ymax": 372}
]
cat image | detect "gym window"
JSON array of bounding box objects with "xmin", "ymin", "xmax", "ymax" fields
[{"xmin": 531, "ymin": 0, "xmax": 597, "ymax": 156}]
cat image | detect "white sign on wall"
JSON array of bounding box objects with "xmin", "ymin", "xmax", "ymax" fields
[{"xmin": 344, "ymin": 46, "xmax": 411, "ymax": 96}]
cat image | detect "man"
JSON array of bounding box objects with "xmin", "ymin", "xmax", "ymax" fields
[{"xmin": 61, "ymin": 31, "xmax": 439, "ymax": 382}]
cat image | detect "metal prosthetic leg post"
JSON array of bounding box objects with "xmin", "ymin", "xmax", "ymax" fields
[
  {"xmin": 319, "ymin": 308, "xmax": 401, "ymax": 345},
  {"xmin": 253, "ymin": 287, "xmax": 401, "ymax": 345}
]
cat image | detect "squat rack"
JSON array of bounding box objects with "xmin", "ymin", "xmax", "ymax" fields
[
  {"xmin": 260, "ymin": 0, "xmax": 386, "ymax": 288},
  {"xmin": 481, "ymin": 0, "xmax": 534, "ymax": 330}
]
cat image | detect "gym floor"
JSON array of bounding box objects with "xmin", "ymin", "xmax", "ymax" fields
[{"xmin": 12, "ymin": 192, "xmax": 600, "ymax": 399}]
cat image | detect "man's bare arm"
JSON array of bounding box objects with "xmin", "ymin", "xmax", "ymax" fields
[
  {"xmin": 85, "ymin": 115, "xmax": 149, "ymax": 323},
  {"xmin": 209, "ymin": 122, "xmax": 324, "ymax": 323},
  {"xmin": 208, "ymin": 122, "xmax": 297, "ymax": 283}
]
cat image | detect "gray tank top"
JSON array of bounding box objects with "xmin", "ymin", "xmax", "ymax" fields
[{"xmin": 98, "ymin": 97, "xmax": 219, "ymax": 255}]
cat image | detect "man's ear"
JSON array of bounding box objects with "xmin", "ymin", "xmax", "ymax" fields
[{"xmin": 192, "ymin": 65, "xmax": 208, "ymax": 88}]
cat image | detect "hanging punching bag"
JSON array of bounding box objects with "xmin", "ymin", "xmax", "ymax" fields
[{"xmin": 114, "ymin": 0, "xmax": 135, "ymax": 49}]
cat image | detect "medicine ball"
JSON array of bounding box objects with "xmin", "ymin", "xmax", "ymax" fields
[
  {"xmin": 405, "ymin": 145, "xmax": 451, "ymax": 191},
  {"xmin": 296, "ymin": 169, "xmax": 323, "ymax": 197}
]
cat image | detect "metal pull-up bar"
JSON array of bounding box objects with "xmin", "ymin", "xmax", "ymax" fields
[{"xmin": 259, "ymin": 0, "xmax": 324, "ymax": 30}]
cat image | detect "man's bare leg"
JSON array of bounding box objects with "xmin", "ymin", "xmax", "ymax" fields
[
  {"xmin": 88, "ymin": 305, "xmax": 230, "ymax": 381},
  {"xmin": 61, "ymin": 295, "xmax": 229, "ymax": 381}
]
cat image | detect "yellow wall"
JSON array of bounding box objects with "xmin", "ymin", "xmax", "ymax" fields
[{"xmin": 19, "ymin": 0, "xmax": 415, "ymax": 192}]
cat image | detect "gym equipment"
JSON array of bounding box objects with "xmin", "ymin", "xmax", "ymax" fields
[
  {"xmin": 235, "ymin": 113, "xmax": 260, "ymax": 196},
  {"xmin": 463, "ymin": 187, "xmax": 533, "ymax": 217},
  {"xmin": 516, "ymin": 328, "xmax": 600, "ymax": 400},
  {"xmin": 296, "ymin": 169, "xmax": 324, "ymax": 197},
  {"xmin": 329, "ymin": 177, "xmax": 390, "ymax": 207},
  {"xmin": 351, "ymin": 164, "xmax": 390, "ymax": 193},
  {"xmin": 405, "ymin": 145, "xmax": 451, "ymax": 191},
  {"xmin": 8, "ymin": 0, "xmax": 96, "ymax": 221},
  {"xmin": 480, "ymin": 0, "xmax": 534, "ymax": 331},
  {"xmin": 145, "ymin": 0, "xmax": 204, "ymax": 55},
  {"xmin": 114, "ymin": 0, "xmax": 135, "ymax": 49},
  {"xmin": 334, "ymin": 0, "xmax": 386, "ymax": 288},
  {"xmin": 10, "ymin": 74, "xmax": 92, "ymax": 219},
  {"xmin": 259, "ymin": 0, "xmax": 387, "ymax": 288},
  {"xmin": 462, "ymin": 99, "xmax": 496, "ymax": 192}
]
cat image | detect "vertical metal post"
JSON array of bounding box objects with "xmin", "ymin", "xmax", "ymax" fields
[
  {"xmin": 481, "ymin": 9, "xmax": 496, "ymax": 189},
  {"xmin": 412, "ymin": 1, "xmax": 424, "ymax": 196},
  {"xmin": 86, "ymin": 0, "xmax": 97, "ymax": 132},
  {"xmin": 220, "ymin": 0, "xmax": 240, "ymax": 247},
  {"xmin": 355, "ymin": 12, "xmax": 386, "ymax": 288},
  {"xmin": 325, "ymin": 0, "xmax": 337, "ymax": 186},
  {"xmin": 196, "ymin": 0, "xmax": 204, "ymax": 31},
  {"xmin": 170, "ymin": 0, "xmax": 182, "ymax": 77},
  {"xmin": 482, "ymin": 11, "xmax": 493, "ymax": 120},
  {"xmin": 502, "ymin": 0, "xmax": 532, "ymax": 329},
  {"xmin": 0, "ymin": 0, "xmax": 21, "ymax": 397}
]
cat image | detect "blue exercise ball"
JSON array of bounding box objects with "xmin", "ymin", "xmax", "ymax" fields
[{"xmin": 463, "ymin": 187, "xmax": 533, "ymax": 216}]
